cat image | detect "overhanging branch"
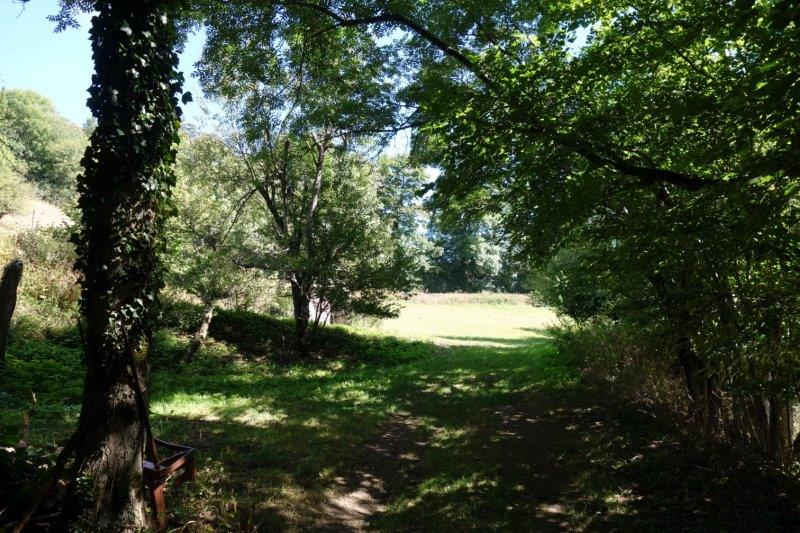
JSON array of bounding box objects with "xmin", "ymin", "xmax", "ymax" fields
[{"xmin": 263, "ymin": 0, "xmax": 739, "ymax": 191}]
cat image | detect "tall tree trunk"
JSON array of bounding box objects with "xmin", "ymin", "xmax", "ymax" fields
[
  {"xmin": 765, "ymin": 312, "xmax": 793, "ymax": 465},
  {"xmin": 0, "ymin": 259, "xmax": 22, "ymax": 368},
  {"xmin": 290, "ymin": 274, "xmax": 310, "ymax": 348},
  {"xmin": 65, "ymin": 1, "xmax": 183, "ymax": 529},
  {"xmin": 768, "ymin": 396, "xmax": 793, "ymax": 466}
]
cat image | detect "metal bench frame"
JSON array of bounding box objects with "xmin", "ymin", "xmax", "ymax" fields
[{"xmin": 143, "ymin": 438, "xmax": 196, "ymax": 531}]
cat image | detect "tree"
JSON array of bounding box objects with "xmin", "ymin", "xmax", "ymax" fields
[
  {"xmin": 0, "ymin": 100, "xmax": 31, "ymax": 217},
  {"xmin": 25, "ymin": 1, "xmax": 188, "ymax": 528},
  {"xmin": 374, "ymin": 156, "xmax": 432, "ymax": 288},
  {"xmin": 0, "ymin": 89, "xmax": 87, "ymax": 204},
  {"xmin": 297, "ymin": 154, "xmax": 418, "ymax": 325},
  {"xmin": 399, "ymin": 0, "xmax": 800, "ymax": 461},
  {"xmin": 423, "ymin": 211, "xmax": 504, "ymax": 293},
  {"xmin": 199, "ymin": 3, "xmax": 408, "ymax": 345},
  {"xmin": 167, "ymin": 133, "xmax": 254, "ymax": 359},
  {"xmin": 245, "ymin": 0, "xmax": 800, "ymax": 463}
]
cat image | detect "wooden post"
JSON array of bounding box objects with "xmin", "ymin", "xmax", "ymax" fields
[{"xmin": 0, "ymin": 259, "xmax": 23, "ymax": 367}]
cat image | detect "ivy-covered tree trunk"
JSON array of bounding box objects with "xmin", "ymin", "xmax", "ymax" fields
[{"xmin": 67, "ymin": 1, "xmax": 182, "ymax": 528}]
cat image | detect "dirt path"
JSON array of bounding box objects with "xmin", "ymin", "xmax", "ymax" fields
[{"xmin": 322, "ymin": 388, "xmax": 800, "ymax": 532}]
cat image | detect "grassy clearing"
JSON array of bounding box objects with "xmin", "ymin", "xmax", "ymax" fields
[
  {"xmin": 144, "ymin": 301, "xmax": 571, "ymax": 531},
  {"xmin": 406, "ymin": 292, "xmax": 532, "ymax": 306},
  {"xmin": 379, "ymin": 300, "xmax": 558, "ymax": 347},
  {"xmin": 3, "ymin": 296, "xmax": 800, "ymax": 531}
]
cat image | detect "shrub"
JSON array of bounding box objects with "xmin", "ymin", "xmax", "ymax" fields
[
  {"xmin": 0, "ymin": 167, "xmax": 34, "ymax": 217},
  {"xmin": 549, "ymin": 319, "xmax": 689, "ymax": 416},
  {"xmin": 7, "ymin": 227, "xmax": 79, "ymax": 331}
]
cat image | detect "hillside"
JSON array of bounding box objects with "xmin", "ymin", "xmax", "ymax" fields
[{"xmin": 0, "ymin": 197, "xmax": 71, "ymax": 236}]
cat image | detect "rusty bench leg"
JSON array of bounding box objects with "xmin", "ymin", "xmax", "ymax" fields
[{"xmin": 151, "ymin": 482, "xmax": 168, "ymax": 532}]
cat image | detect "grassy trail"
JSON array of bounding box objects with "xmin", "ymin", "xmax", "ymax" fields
[
  {"xmin": 148, "ymin": 302, "xmax": 800, "ymax": 531},
  {"xmin": 4, "ymin": 299, "xmax": 800, "ymax": 531}
]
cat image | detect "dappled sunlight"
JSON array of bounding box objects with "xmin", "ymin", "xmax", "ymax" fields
[{"xmin": 135, "ymin": 304, "xmax": 800, "ymax": 531}]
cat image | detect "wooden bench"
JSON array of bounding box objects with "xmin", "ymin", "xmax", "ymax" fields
[{"xmin": 143, "ymin": 438, "xmax": 196, "ymax": 531}]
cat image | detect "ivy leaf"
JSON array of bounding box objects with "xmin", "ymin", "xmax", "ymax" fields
[{"xmin": 181, "ymin": 91, "xmax": 193, "ymax": 104}]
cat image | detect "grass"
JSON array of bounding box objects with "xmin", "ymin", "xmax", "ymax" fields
[
  {"xmin": 3, "ymin": 296, "xmax": 800, "ymax": 531},
  {"xmin": 405, "ymin": 292, "xmax": 533, "ymax": 306},
  {"xmin": 145, "ymin": 301, "xmax": 571, "ymax": 531},
  {"xmin": 378, "ymin": 300, "xmax": 558, "ymax": 346}
]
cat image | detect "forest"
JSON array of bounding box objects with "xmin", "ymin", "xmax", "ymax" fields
[{"xmin": 1, "ymin": 0, "xmax": 799, "ymax": 531}]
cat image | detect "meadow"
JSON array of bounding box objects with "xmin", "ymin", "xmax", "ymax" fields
[{"xmin": 3, "ymin": 296, "xmax": 800, "ymax": 531}]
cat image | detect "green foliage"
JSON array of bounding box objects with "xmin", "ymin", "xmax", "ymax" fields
[
  {"xmin": 2, "ymin": 333, "xmax": 83, "ymax": 406},
  {"xmin": 530, "ymin": 246, "xmax": 615, "ymax": 323},
  {"xmin": 73, "ymin": 1, "xmax": 184, "ymax": 359},
  {"xmin": 8, "ymin": 294, "xmax": 800, "ymax": 531},
  {"xmin": 198, "ymin": 2, "xmax": 417, "ymax": 341},
  {"xmin": 307, "ymin": 157, "xmax": 419, "ymax": 321},
  {"xmin": 369, "ymin": 0, "xmax": 800, "ymax": 460},
  {"xmin": 0, "ymin": 116, "xmax": 34, "ymax": 216},
  {"xmin": 166, "ymin": 133, "xmax": 254, "ymax": 306},
  {"xmin": 161, "ymin": 300, "xmax": 426, "ymax": 364},
  {"xmin": 548, "ymin": 319, "xmax": 688, "ymax": 413},
  {"xmin": 0, "ymin": 167, "xmax": 32, "ymax": 218},
  {"xmin": 11, "ymin": 227, "xmax": 80, "ymax": 330},
  {"xmin": 424, "ymin": 213, "xmax": 505, "ymax": 293},
  {"xmin": 0, "ymin": 89, "xmax": 86, "ymax": 204},
  {"xmin": 61, "ymin": 2, "xmax": 187, "ymax": 527}
]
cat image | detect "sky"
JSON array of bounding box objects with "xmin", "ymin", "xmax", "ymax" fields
[
  {"xmin": 0, "ymin": 0, "xmax": 413, "ymax": 155},
  {"xmin": 0, "ymin": 0, "xmax": 208, "ymax": 127}
]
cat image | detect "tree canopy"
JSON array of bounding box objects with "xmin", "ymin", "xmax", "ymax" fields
[
  {"xmin": 10, "ymin": 0, "xmax": 800, "ymax": 529},
  {"xmin": 0, "ymin": 89, "xmax": 86, "ymax": 205}
]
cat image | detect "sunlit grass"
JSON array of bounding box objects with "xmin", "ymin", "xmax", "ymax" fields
[
  {"xmin": 142, "ymin": 299, "xmax": 577, "ymax": 531},
  {"xmin": 5, "ymin": 296, "xmax": 799, "ymax": 532},
  {"xmin": 378, "ymin": 301, "xmax": 558, "ymax": 346}
]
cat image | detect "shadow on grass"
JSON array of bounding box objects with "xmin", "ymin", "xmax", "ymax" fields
[
  {"xmin": 5, "ymin": 305, "xmax": 800, "ymax": 532},
  {"xmin": 436, "ymin": 335, "xmax": 552, "ymax": 347},
  {"xmin": 148, "ymin": 321, "xmax": 800, "ymax": 532}
]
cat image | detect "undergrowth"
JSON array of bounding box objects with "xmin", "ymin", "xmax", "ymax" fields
[
  {"xmin": 4, "ymin": 291, "xmax": 800, "ymax": 532},
  {"xmin": 547, "ymin": 319, "xmax": 690, "ymax": 418}
]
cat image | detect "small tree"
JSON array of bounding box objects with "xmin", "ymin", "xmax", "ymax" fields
[
  {"xmin": 300, "ymin": 156, "xmax": 418, "ymax": 327},
  {"xmin": 200, "ymin": 5, "xmax": 404, "ymax": 346},
  {"xmin": 167, "ymin": 133, "xmax": 253, "ymax": 358}
]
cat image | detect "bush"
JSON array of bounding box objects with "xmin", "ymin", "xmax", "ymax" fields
[
  {"xmin": 161, "ymin": 299, "xmax": 426, "ymax": 364},
  {"xmin": 0, "ymin": 167, "xmax": 34, "ymax": 217},
  {"xmin": 5, "ymin": 227, "xmax": 80, "ymax": 331},
  {"xmin": 549, "ymin": 319, "xmax": 689, "ymax": 415}
]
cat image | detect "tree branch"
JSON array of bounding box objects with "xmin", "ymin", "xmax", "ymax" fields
[{"xmin": 267, "ymin": 0, "xmax": 736, "ymax": 191}]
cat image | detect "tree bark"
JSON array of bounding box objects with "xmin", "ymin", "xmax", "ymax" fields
[
  {"xmin": 186, "ymin": 302, "xmax": 215, "ymax": 361},
  {"xmin": 65, "ymin": 353, "xmax": 149, "ymax": 529},
  {"xmin": 0, "ymin": 259, "xmax": 22, "ymax": 368},
  {"xmin": 64, "ymin": 1, "xmax": 183, "ymax": 529},
  {"xmin": 290, "ymin": 274, "xmax": 311, "ymax": 348},
  {"xmin": 768, "ymin": 396, "xmax": 793, "ymax": 466}
]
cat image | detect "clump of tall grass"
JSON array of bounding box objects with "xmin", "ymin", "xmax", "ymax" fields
[{"xmin": 0, "ymin": 226, "xmax": 79, "ymax": 333}]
